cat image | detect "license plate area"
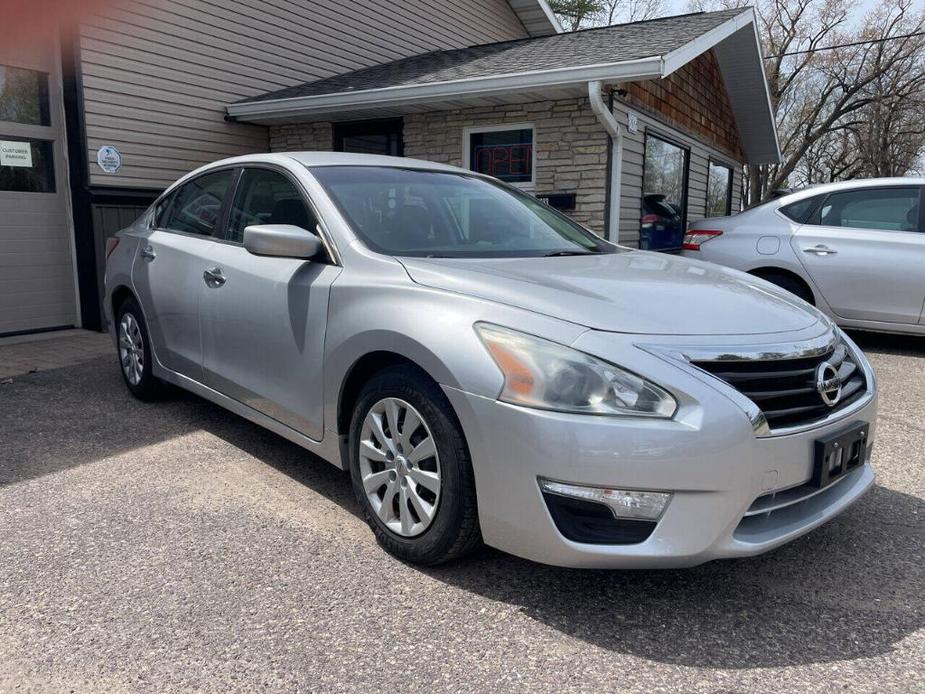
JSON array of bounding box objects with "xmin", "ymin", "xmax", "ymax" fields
[{"xmin": 812, "ymin": 422, "xmax": 869, "ymax": 489}]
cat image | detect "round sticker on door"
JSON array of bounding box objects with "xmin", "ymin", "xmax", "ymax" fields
[{"xmin": 97, "ymin": 146, "xmax": 123, "ymax": 174}]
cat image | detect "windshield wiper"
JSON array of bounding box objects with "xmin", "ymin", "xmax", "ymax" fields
[{"xmin": 542, "ymin": 249, "xmax": 598, "ymax": 257}]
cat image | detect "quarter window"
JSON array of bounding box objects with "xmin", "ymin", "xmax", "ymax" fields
[
  {"xmin": 779, "ymin": 196, "xmax": 820, "ymax": 223},
  {"xmin": 816, "ymin": 188, "xmax": 921, "ymax": 232},
  {"xmin": 465, "ymin": 125, "xmax": 534, "ymax": 186},
  {"xmin": 706, "ymin": 161, "xmax": 733, "ymax": 217},
  {"xmin": 226, "ymin": 168, "xmax": 318, "ymax": 243},
  {"xmin": 161, "ymin": 169, "xmax": 234, "ymax": 236},
  {"xmin": 0, "ymin": 65, "xmax": 50, "ymax": 126},
  {"xmin": 640, "ymin": 134, "xmax": 689, "ymax": 252}
]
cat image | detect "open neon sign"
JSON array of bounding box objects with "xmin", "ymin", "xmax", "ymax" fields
[{"xmin": 473, "ymin": 144, "xmax": 532, "ymax": 181}]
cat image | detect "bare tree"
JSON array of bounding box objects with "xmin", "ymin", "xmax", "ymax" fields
[
  {"xmin": 694, "ymin": 0, "xmax": 925, "ymax": 202},
  {"xmin": 548, "ymin": 0, "xmax": 605, "ymax": 30},
  {"xmin": 551, "ymin": 0, "xmax": 665, "ymax": 28},
  {"xmin": 599, "ymin": 0, "xmax": 666, "ymax": 25}
]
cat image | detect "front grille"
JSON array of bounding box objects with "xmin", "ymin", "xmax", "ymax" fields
[{"xmin": 692, "ymin": 341, "xmax": 867, "ymax": 430}]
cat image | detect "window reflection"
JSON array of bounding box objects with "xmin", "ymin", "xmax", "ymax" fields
[
  {"xmin": 0, "ymin": 65, "xmax": 50, "ymax": 126},
  {"xmin": 640, "ymin": 135, "xmax": 688, "ymax": 252},
  {"xmin": 707, "ymin": 161, "xmax": 732, "ymax": 217}
]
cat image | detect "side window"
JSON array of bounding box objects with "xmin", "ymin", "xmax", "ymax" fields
[
  {"xmin": 162, "ymin": 169, "xmax": 234, "ymax": 236},
  {"xmin": 816, "ymin": 188, "xmax": 921, "ymax": 232},
  {"xmin": 153, "ymin": 193, "xmax": 174, "ymax": 229},
  {"xmin": 226, "ymin": 168, "xmax": 318, "ymax": 243},
  {"xmin": 779, "ymin": 195, "xmax": 820, "ymax": 223}
]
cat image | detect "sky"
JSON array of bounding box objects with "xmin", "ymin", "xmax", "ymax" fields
[{"xmin": 661, "ymin": 0, "xmax": 911, "ymax": 23}]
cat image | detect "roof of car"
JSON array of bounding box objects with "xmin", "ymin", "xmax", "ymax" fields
[
  {"xmin": 779, "ymin": 177, "xmax": 925, "ymax": 204},
  {"xmin": 284, "ymin": 151, "xmax": 469, "ymax": 172}
]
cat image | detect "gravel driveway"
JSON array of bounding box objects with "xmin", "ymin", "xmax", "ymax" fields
[{"xmin": 1, "ymin": 331, "xmax": 922, "ymax": 692}]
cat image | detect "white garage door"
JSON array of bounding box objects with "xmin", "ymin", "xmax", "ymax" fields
[{"xmin": 0, "ymin": 42, "xmax": 77, "ymax": 335}]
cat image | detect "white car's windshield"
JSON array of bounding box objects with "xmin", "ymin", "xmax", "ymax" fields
[{"xmin": 309, "ymin": 165, "xmax": 618, "ymax": 258}]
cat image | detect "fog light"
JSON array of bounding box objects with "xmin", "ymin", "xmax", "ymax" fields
[{"xmin": 539, "ymin": 479, "xmax": 670, "ymax": 521}]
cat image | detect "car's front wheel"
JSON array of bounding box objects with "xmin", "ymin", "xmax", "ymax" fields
[
  {"xmin": 348, "ymin": 365, "xmax": 481, "ymax": 565},
  {"xmin": 116, "ymin": 296, "xmax": 167, "ymax": 401}
]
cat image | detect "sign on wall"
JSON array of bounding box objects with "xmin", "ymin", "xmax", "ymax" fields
[
  {"xmin": 627, "ymin": 112, "xmax": 639, "ymax": 134},
  {"xmin": 96, "ymin": 145, "xmax": 122, "ymax": 174},
  {"xmin": 0, "ymin": 140, "xmax": 33, "ymax": 167}
]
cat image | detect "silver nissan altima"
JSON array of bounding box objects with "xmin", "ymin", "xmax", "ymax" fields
[{"xmin": 104, "ymin": 153, "xmax": 877, "ymax": 568}]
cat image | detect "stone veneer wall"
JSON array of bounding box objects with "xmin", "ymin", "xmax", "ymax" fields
[
  {"xmin": 402, "ymin": 98, "xmax": 608, "ymax": 232},
  {"xmin": 269, "ymin": 122, "xmax": 333, "ymax": 152}
]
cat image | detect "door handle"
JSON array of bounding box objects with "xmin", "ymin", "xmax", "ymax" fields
[
  {"xmin": 140, "ymin": 245, "xmax": 156, "ymax": 262},
  {"xmin": 203, "ymin": 266, "xmax": 226, "ymax": 287},
  {"xmin": 803, "ymin": 244, "xmax": 837, "ymax": 256}
]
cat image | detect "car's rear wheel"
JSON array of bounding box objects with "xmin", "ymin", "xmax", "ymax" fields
[
  {"xmin": 116, "ymin": 296, "xmax": 167, "ymax": 401},
  {"xmin": 348, "ymin": 365, "xmax": 481, "ymax": 565}
]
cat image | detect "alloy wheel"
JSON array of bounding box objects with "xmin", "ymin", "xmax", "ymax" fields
[
  {"xmin": 118, "ymin": 312, "xmax": 145, "ymax": 386},
  {"xmin": 358, "ymin": 397, "xmax": 442, "ymax": 537}
]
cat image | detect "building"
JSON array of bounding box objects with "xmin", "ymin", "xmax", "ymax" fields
[{"xmin": 0, "ymin": 1, "xmax": 778, "ymax": 336}]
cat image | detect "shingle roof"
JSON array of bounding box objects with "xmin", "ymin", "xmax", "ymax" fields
[{"xmin": 237, "ymin": 9, "xmax": 748, "ymax": 104}]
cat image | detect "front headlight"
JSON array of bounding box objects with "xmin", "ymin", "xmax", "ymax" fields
[{"xmin": 475, "ymin": 323, "xmax": 677, "ymax": 418}]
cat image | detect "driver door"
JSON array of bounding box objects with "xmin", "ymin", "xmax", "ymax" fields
[{"xmin": 199, "ymin": 166, "xmax": 341, "ymax": 441}]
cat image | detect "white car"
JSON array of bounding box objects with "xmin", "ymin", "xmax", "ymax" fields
[{"xmin": 683, "ymin": 178, "xmax": 925, "ymax": 335}]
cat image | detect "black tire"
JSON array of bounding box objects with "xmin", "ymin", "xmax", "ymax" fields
[
  {"xmin": 115, "ymin": 296, "xmax": 167, "ymax": 401},
  {"xmin": 348, "ymin": 365, "xmax": 481, "ymax": 565},
  {"xmin": 756, "ymin": 272, "xmax": 815, "ymax": 305}
]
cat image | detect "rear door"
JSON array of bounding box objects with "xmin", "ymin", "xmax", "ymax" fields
[
  {"xmin": 199, "ymin": 165, "xmax": 340, "ymax": 440},
  {"xmin": 132, "ymin": 168, "xmax": 235, "ymax": 379},
  {"xmin": 792, "ymin": 185, "xmax": 925, "ymax": 325}
]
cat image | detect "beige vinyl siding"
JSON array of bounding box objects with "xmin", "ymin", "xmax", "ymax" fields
[
  {"xmin": 612, "ymin": 100, "xmax": 744, "ymax": 247},
  {"xmin": 79, "ymin": 0, "xmax": 529, "ymax": 190}
]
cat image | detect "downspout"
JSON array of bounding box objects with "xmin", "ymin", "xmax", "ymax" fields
[{"xmin": 588, "ymin": 80, "xmax": 622, "ymax": 243}]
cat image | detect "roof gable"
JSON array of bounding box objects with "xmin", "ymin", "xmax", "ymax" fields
[{"xmin": 227, "ymin": 9, "xmax": 779, "ymax": 164}]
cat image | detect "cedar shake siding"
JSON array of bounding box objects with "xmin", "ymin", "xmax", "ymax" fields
[{"xmin": 624, "ymin": 50, "xmax": 745, "ymax": 161}]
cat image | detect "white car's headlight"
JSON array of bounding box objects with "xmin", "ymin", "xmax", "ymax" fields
[{"xmin": 475, "ymin": 323, "xmax": 677, "ymax": 418}]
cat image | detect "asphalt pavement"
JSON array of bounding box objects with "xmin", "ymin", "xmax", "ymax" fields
[{"xmin": 0, "ymin": 331, "xmax": 922, "ymax": 692}]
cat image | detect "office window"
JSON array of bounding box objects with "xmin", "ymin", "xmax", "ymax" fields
[
  {"xmin": 0, "ymin": 138, "xmax": 55, "ymax": 192},
  {"xmin": 706, "ymin": 161, "xmax": 733, "ymax": 216},
  {"xmin": 466, "ymin": 125, "xmax": 534, "ymax": 186},
  {"xmin": 333, "ymin": 118, "xmax": 403, "ymax": 156},
  {"xmin": 640, "ymin": 134, "xmax": 689, "ymax": 252},
  {"xmin": 0, "ymin": 65, "xmax": 50, "ymax": 126}
]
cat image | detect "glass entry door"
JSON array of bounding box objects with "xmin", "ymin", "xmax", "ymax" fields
[{"xmin": 333, "ymin": 118, "xmax": 403, "ymax": 156}]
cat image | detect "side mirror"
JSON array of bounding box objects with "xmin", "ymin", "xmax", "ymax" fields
[{"xmin": 243, "ymin": 224, "xmax": 323, "ymax": 259}]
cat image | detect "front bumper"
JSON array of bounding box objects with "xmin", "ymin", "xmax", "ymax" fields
[{"xmin": 443, "ymin": 370, "xmax": 877, "ymax": 569}]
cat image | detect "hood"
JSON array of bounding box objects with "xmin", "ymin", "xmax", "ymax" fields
[{"xmin": 399, "ymin": 251, "xmax": 820, "ymax": 336}]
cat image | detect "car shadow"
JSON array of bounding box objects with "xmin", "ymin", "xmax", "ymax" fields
[
  {"xmin": 847, "ymin": 329, "xmax": 925, "ymax": 356},
  {"xmin": 3, "ymin": 356, "xmax": 922, "ymax": 670},
  {"xmin": 420, "ymin": 481, "xmax": 923, "ymax": 669}
]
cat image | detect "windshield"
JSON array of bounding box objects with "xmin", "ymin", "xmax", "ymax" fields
[{"xmin": 308, "ymin": 165, "xmax": 617, "ymax": 258}]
